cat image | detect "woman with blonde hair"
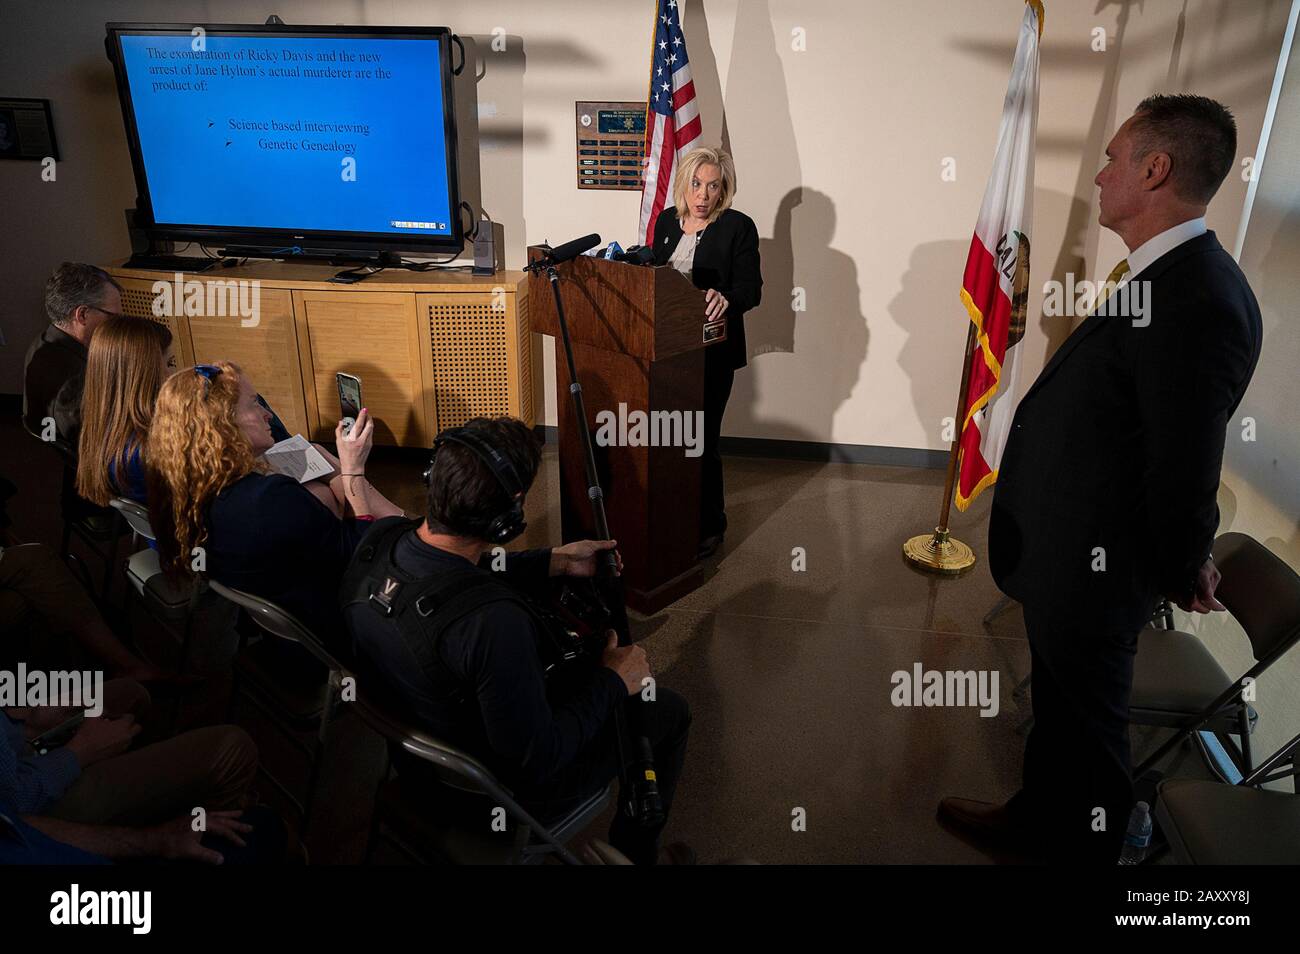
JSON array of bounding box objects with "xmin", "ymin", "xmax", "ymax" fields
[
  {"xmin": 651, "ymin": 145, "xmax": 763, "ymax": 558},
  {"xmin": 147, "ymin": 360, "xmax": 402, "ymax": 647},
  {"xmin": 75, "ymin": 316, "xmax": 175, "ymax": 506}
]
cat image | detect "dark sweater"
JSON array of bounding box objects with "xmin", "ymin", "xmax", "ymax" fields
[
  {"xmin": 205, "ymin": 472, "xmax": 368, "ymax": 647},
  {"xmin": 22, "ymin": 324, "xmax": 86, "ymax": 443}
]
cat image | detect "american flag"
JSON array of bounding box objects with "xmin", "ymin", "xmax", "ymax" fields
[{"xmin": 638, "ymin": 0, "xmax": 702, "ymax": 245}]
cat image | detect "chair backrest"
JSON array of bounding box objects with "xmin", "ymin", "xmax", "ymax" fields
[
  {"xmin": 346, "ymin": 686, "xmax": 581, "ymax": 861},
  {"xmin": 1213, "ymin": 532, "xmax": 1300, "ymax": 664},
  {"xmin": 207, "ymin": 579, "xmax": 344, "ymax": 673},
  {"xmin": 109, "ymin": 497, "xmax": 156, "ymax": 541},
  {"xmin": 348, "ymin": 688, "xmax": 506, "ymax": 799},
  {"xmin": 21, "ymin": 419, "xmax": 76, "ymax": 468}
]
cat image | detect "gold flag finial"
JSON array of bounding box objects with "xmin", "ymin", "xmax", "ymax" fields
[{"xmin": 1027, "ymin": 0, "xmax": 1045, "ymax": 38}]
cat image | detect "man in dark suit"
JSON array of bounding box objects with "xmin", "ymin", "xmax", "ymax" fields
[
  {"xmin": 23, "ymin": 262, "xmax": 123, "ymax": 444},
  {"xmin": 939, "ymin": 95, "xmax": 1263, "ymax": 862}
]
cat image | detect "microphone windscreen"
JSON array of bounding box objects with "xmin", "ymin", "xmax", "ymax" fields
[{"xmin": 548, "ymin": 233, "xmax": 602, "ymax": 264}]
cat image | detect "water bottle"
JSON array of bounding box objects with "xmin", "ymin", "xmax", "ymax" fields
[{"xmin": 1119, "ymin": 801, "xmax": 1152, "ymax": 865}]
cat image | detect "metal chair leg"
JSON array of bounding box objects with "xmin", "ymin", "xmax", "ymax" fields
[
  {"xmin": 299, "ymin": 678, "xmax": 341, "ymax": 842},
  {"xmin": 1238, "ymin": 706, "xmax": 1253, "ymax": 775},
  {"xmin": 98, "ymin": 514, "xmax": 125, "ymax": 605}
]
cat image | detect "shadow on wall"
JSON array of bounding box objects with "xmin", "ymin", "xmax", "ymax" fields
[
  {"xmin": 1047, "ymin": 0, "xmax": 1137, "ymax": 355},
  {"xmin": 451, "ymin": 32, "xmax": 554, "ymax": 426},
  {"xmin": 462, "ymin": 32, "xmax": 528, "ymax": 257},
  {"xmin": 452, "ymin": 35, "xmax": 484, "ymax": 235},
  {"xmin": 892, "ymin": 239, "xmax": 970, "ymax": 450},
  {"xmin": 723, "ymin": 0, "xmax": 799, "ymax": 365},
  {"xmin": 683, "ymin": 0, "xmax": 730, "ymax": 156},
  {"xmin": 735, "ymin": 188, "xmax": 867, "ymax": 445},
  {"xmin": 713, "ymin": 0, "xmax": 867, "ymax": 449}
]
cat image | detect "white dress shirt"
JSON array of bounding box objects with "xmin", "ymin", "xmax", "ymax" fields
[
  {"xmin": 1122, "ymin": 216, "xmax": 1208, "ymax": 282},
  {"xmin": 668, "ymin": 229, "xmax": 699, "ymax": 278}
]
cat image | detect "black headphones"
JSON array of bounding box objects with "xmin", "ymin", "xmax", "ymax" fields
[{"xmin": 422, "ymin": 426, "xmax": 527, "ymax": 544}]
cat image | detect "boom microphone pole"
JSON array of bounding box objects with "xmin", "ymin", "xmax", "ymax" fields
[{"xmin": 539, "ymin": 239, "xmax": 665, "ymax": 828}]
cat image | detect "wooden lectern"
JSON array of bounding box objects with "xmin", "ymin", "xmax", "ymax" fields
[{"xmin": 528, "ymin": 248, "xmax": 722, "ymax": 615}]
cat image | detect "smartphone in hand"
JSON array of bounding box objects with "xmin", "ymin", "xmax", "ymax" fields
[
  {"xmin": 336, "ymin": 372, "xmax": 362, "ymax": 438},
  {"xmin": 28, "ymin": 712, "xmax": 86, "ymax": 755}
]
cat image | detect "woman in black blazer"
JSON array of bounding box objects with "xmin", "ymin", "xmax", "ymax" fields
[{"xmin": 651, "ymin": 146, "xmax": 762, "ymax": 558}]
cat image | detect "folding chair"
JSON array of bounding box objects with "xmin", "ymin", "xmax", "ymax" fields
[
  {"xmin": 1133, "ymin": 532, "xmax": 1300, "ymax": 778},
  {"xmin": 22, "ymin": 424, "xmax": 126, "ymax": 601},
  {"xmin": 349, "ymin": 690, "xmax": 612, "ymax": 865},
  {"xmin": 207, "ymin": 580, "xmax": 348, "ymax": 843},
  {"xmin": 110, "ymin": 498, "xmax": 205, "ymax": 660},
  {"xmin": 1155, "ymin": 728, "xmax": 1300, "ymax": 864},
  {"xmin": 997, "ymin": 596, "xmax": 1176, "ymax": 736}
]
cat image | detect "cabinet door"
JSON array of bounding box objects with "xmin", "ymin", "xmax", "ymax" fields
[
  {"xmin": 293, "ymin": 290, "xmax": 428, "ymax": 446},
  {"xmin": 186, "ymin": 286, "xmax": 308, "ymax": 439},
  {"xmin": 115, "ymin": 277, "xmax": 196, "ymax": 368},
  {"xmin": 416, "ymin": 290, "xmax": 531, "ymax": 431}
]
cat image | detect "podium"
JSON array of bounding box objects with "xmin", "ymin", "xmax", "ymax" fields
[{"xmin": 528, "ymin": 248, "xmax": 723, "ymax": 614}]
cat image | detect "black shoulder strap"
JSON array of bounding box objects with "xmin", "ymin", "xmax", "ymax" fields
[
  {"xmin": 341, "ymin": 516, "xmax": 536, "ymax": 697},
  {"xmin": 339, "ymin": 516, "xmax": 422, "ymax": 614}
]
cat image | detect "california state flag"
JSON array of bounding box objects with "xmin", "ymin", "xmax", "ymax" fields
[{"xmin": 955, "ymin": 0, "xmax": 1042, "ymax": 511}]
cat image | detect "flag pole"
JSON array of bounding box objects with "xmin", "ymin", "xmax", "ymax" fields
[
  {"xmin": 902, "ymin": 323, "xmax": 978, "ymax": 575},
  {"xmin": 902, "ymin": 0, "xmax": 1045, "ymax": 576}
]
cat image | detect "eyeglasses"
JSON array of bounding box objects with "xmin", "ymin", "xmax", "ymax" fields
[
  {"xmin": 90, "ymin": 306, "xmax": 127, "ymax": 321},
  {"xmin": 194, "ymin": 364, "xmax": 223, "ymax": 398}
]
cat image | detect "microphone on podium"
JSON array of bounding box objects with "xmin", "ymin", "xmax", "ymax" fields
[{"xmin": 524, "ymin": 233, "xmax": 602, "ymax": 272}]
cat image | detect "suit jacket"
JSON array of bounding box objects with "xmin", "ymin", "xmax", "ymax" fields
[
  {"xmin": 652, "ymin": 206, "xmax": 762, "ymax": 370},
  {"xmin": 22, "ymin": 324, "xmax": 86, "ymax": 443},
  {"xmin": 989, "ymin": 231, "xmax": 1262, "ymax": 623}
]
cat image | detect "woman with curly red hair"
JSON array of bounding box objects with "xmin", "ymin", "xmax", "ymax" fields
[{"xmin": 147, "ymin": 360, "xmax": 402, "ymax": 648}]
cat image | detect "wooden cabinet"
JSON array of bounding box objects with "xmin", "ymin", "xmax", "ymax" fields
[{"xmin": 106, "ymin": 261, "xmax": 532, "ymax": 447}]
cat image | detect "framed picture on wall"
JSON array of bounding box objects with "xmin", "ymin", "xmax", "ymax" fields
[{"xmin": 0, "ymin": 97, "xmax": 59, "ymax": 160}]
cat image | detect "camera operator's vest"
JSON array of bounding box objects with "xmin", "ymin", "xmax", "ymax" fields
[{"xmin": 340, "ymin": 518, "xmax": 538, "ymax": 708}]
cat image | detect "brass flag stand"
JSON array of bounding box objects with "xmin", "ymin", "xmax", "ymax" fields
[{"xmin": 903, "ymin": 321, "xmax": 978, "ymax": 575}]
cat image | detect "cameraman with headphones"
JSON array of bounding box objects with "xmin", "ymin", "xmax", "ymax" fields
[{"xmin": 341, "ymin": 416, "xmax": 692, "ymax": 864}]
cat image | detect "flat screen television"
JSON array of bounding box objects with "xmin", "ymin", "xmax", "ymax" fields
[{"xmin": 105, "ymin": 22, "xmax": 465, "ymax": 258}]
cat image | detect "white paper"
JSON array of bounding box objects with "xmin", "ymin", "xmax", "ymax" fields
[{"xmin": 263, "ymin": 435, "xmax": 334, "ymax": 484}]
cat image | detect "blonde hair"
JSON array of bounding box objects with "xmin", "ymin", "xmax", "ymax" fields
[
  {"xmin": 146, "ymin": 360, "xmax": 258, "ymax": 576},
  {"xmin": 76, "ymin": 317, "xmax": 172, "ymax": 506},
  {"xmin": 673, "ymin": 146, "xmax": 737, "ymax": 223}
]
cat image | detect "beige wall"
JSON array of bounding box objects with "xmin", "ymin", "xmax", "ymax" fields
[{"xmin": 0, "ymin": 0, "xmax": 1292, "ymax": 455}]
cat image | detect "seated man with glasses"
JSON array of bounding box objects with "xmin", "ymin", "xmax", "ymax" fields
[{"xmin": 23, "ymin": 262, "xmax": 124, "ymax": 446}]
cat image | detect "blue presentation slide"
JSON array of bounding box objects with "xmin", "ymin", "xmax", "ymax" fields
[{"xmin": 118, "ymin": 33, "xmax": 453, "ymax": 235}]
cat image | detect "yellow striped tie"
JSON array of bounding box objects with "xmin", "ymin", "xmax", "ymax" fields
[{"xmin": 1087, "ymin": 258, "xmax": 1130, "ymax": 317}]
